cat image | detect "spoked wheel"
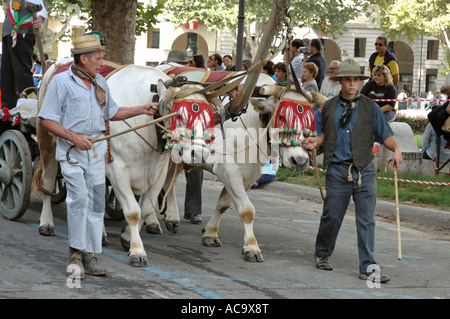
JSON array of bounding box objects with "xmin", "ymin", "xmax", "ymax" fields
[{"xmin": 0, "ymin": 130, "xmax": 33, "ymax": 220}]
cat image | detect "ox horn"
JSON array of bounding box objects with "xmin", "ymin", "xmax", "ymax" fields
[{"xmin": 258, "ymin": 85, "xmax": 285, "ymax": 99}]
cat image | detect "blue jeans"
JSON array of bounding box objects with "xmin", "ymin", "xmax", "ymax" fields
[{"xmin": 315, "ymin": 162, "xmax": 377, "ymax": 273}]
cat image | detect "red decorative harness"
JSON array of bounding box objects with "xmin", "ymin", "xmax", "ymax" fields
[
  {"xmin": 270, "ymin": 98, "xmax": 317, "ymax": 147},
  {"xmin": 165, "ymin": 99, "xmax": 216, "ymax": 151}
]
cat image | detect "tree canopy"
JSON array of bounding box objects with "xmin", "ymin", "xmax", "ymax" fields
[{"xmin": 165, "ymin": 0, "xmax": 362, "ymax": 58}]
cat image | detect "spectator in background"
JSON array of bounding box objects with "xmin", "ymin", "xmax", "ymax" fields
[
  {"xmin": 252, "ymin": 160, "xmax": 278, "ymax": 189},
  {"xmin": 361, "ymin": 64, "xmax": 397, "ymax": 122},
  {"xmin": 421, "ymin": 121, "xmax": 450, "ymax": 162},
  {"xmin": 426, "ymin": 91, "xmax": 435, "ymax": 111},
  {"xmin": 368, "ymin": 36, "xmax": 399, "ymax": 87},
  {"xmin": 428, "ymin": 101, "xmax": 450, "ymax": 149},
  {"xmin": 262, "ymin": 60, "xmax": 275, "ymax": 80},
  {"xmin": 397, "ymin": 90, "xmax": 407, "ymax": 110},
  {"xmin": 191, "ymin": 54, "xmax": 206, "ymax": 69},
  {"xmin": 320, "ymin": 60, "xmax": 341, "ymax": 98},
  {"xmin": 305, "ymin": 38, "xmax": 326, "ymax": 90},
  {"xmin": 273, "ymin": 62, "xmax": 287, "ymax": 85},
  {"xmin": 209, "ymin": 53, "xmax": 226, "ymax": 71},
  {"xmin": 302, "ymin": 62, "xmax": 319, "ymax": 92},
  {"xmin": 242, "ymin": 59, "xmax": 252, "ymax": 71},
  {"xmin": 289, "ymin": 38, "xmax": 305, "ymax": 84},
  {"xmin": 32, "ymin": 53, "xmax": 42, "ymax": 88},
  {"xmin": 223, "ymin": 54, "xmax": 235, "ymax": 71},
  {"xmin": 420, "ymin": 90, "xmax": 428, "ymax": 110}
]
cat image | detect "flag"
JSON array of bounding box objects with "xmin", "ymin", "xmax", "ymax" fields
[{"xmin": 185, "ymin": 21, "xmax": 198, "ymax": 30}]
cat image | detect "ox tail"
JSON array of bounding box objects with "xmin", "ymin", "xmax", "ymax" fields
[{"xmin": 31, "ymin": 160, "xmax": 56, "ymax": 197}]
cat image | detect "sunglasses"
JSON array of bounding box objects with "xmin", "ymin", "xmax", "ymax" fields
[
  {"xmin": 374, "ymin": 43, "xmax": 385, "ymax": 46},
  {"xmin": 328, "ymin": 67, "xmax": 338, "ymax": 70}
]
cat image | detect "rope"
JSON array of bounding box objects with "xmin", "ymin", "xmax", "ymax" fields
[
  {"xmin": 307, "ymin": 166, "xmax": 450, "ymax": 186},
  {"xmin": 375, "ymin": 98, "xmax": 450, "ymax": 102}
]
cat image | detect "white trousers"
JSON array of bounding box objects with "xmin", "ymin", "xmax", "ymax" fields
[{"xmin": 59, "ymin": 140, "xmax": 107, "ymax": 253}]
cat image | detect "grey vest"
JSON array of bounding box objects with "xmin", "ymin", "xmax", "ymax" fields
[
  {"xmin": 2, "ymin": 0, "xmax": 35, "ymax": 37},
  {"xmin": 322, "ymin": 95, "xmax": 375, "ymax": 171}
]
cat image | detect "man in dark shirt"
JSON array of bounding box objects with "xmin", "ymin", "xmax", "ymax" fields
[{"xmin": 305, "ymin": 38, "xmax": 326, "ymax": 90}]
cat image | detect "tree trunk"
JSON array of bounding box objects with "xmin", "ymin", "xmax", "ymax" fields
[{"xmin": 91, "ymin": 0, "xmax": 137, "ymax": 64}]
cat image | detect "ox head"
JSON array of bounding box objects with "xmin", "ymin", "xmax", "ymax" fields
[
  {"xmin": 157, "ymin": 80, "xmax": 216, "ymax": 164},
  {"xmin": 251, "ymin": 85, "xmax": 327, "ymax": 172}
]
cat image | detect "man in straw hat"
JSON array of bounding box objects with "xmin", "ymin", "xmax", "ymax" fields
[
  {"xmin": 304, "ymin": 59, "xmax": 402, "ymax": 283},
  {"xmin": 38, "ymin": 35, "xmax": 159, "ymax": 279}
]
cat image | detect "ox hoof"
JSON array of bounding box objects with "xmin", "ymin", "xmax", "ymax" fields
[
  {"xmin": 164, "ymin": 220, "xmax": 179, "ymax": 233},
  {"xmin": 129, "ymin": 255, "xmax": 149, "ymax": 267},
  {"xmin": 146, "ymin": 223, "xmax": 163, "ymax": 235},
  {"xmin": 242, "ymin": 250, "xmax": 264, "ymax": 262},
  {"xmin": 202, "ymin": 236, "xmax": 222, "ymax": 247},
  {"xmin": 38, "ymin": 225, "xmax": 55, "ymax": 237}
]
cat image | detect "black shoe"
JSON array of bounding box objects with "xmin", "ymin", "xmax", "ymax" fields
[
  {"xmin": 315, "ymin": 255, "xmax": 333, "ymax": 271},
  {"xmin": 359, "ymin": 271, "xmax": 390, "ymax": 283}
]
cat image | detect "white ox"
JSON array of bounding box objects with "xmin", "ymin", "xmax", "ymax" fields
[{"xmin": 158, "ymin": 78, "xmax": 327, "ymax": 262}]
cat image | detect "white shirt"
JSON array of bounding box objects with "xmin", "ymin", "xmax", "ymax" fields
[
  {"xmin": 319, "ymin": 77, "xmax": 341, "ymax": 98},
  {"xmin": 39, "ymin": 66, "xmax": 119, "ymax": 135},
  {"xmin": 289, "ymin": 53, "xmax": 303, "ymax": 84}
]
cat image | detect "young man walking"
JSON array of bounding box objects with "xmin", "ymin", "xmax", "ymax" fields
[{"xmin": 304, "ymin": 59, "xmax": 403, "ymax": 282}]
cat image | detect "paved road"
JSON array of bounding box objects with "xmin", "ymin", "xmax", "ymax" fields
[{"xmin": 1, "ymin": 177, "xmax": 449, "ymax": 304}]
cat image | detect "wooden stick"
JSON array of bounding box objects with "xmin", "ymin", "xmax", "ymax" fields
[
  {"xmin": 25, "ymin": 2, "xmax": 46, "ymax": 75},
  {"xmin": 394, "ymin": 167, "xmax": 402, "ymax": 260},
  {"xmin": 91, "ymin": 112, "xmax": 177, "ymax": 143},
  {"xmin": 66, "ymin": 112, "xmax": 178, "ymax": 164}
]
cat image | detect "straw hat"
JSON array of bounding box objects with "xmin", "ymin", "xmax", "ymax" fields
[
  {"xmin": 71, "ymin": 35, "xmax": 107, "ymax": 55},
  {"xmin": 329, "ymin": 59, "xmax": 370, "ymax": 81}
]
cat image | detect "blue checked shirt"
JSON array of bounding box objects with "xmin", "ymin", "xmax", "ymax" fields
[
  {"xmin": 331, "ymin": 99, "xmax": 393, "ymax": 163},
  {"xmin": 38, "ymin": 66, "xmax": 119, "ymax": 136}
]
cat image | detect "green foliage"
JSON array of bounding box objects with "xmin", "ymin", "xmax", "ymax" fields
[
  {"xmin": 277, "ymin": 166, "xmax": 450, "ymax": 211},
  {"xmin": 395, "ymin": 116, "xmax": 429, "ymax": 135},
  {"xmin": 36, "ymin": 0, "xmax": 165, "ymax": 38}
]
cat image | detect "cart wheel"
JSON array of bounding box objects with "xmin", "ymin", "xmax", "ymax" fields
[{"xmin": 0, "ymin": 130, "xmax": 33, "ymax": 220}]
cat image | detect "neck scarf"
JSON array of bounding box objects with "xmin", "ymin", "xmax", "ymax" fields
[
  {"xmin": 338, "ymin": 91, "xmax": 360, "ymax": 128},
  {"xmin": 72, "ymin": 64, "xmax": 106, "ymax": 109}
]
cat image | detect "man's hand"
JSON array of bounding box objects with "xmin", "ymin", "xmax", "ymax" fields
[
  {"xmin": 142, "ymin": 102, "xmax": 159, "ymax": 116},
  {"xmin": 303, "ymin": 136, "xmax": 318, "ymax": 150},
  {"xmin": 33, "ymin": 16, "xmax": 43, "ymax": 29},
  {"xmin": 72, "ymin": 134, "xmax": 93, "ymax": 151},
  {"xmin": 390, "ymin": 148, "xmax": 403, "ymax": 172}
]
